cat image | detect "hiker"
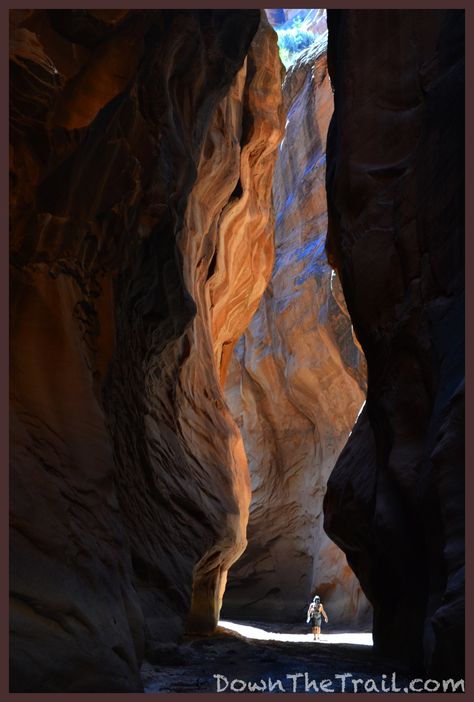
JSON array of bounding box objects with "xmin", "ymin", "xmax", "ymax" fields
[{"xmin": 306, "ymin": 594, "xmax": 328, "ymax": 641}]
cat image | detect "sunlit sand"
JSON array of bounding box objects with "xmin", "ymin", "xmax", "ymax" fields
[{"xmin": 218, "ymin": 621, "xmax": 373, "ymax": 646}]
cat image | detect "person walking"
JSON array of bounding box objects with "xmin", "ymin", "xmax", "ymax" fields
[{"xmin": 306, "ymin": 594, "xmax": 328, "ymax": 641}]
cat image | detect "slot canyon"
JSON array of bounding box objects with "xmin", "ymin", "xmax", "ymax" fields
[{"xmin": 9, "ymin": 7, "xmax": 464, "ymax": 694}]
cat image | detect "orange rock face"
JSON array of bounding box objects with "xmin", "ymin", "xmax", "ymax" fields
[
  {"xmin": 222, "ymin": 38, "xmax": 371, "ymax": 628},
  {"xmin": 10, "ymin": 9, "xmax": 283, "ymax": 692},
  {"xmin": 323, "ymin": 10, "xmax": 464, "ymax": 678},
  {"xmin": 176, "ymin": 15, "xmax": 285, "ymax": 635}
]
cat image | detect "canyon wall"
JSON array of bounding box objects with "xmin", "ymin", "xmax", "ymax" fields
[
  {"xmin": 223, "ymin": 36, "xmax": 372, "ymax": 629},
  {"xmin": 265, "ymin": 8, "xmax": 327, "ymax": 35},
  {"xmin": 10, "ymin": 9, "xmax": 283, "ymax": 692},
  {"xmin": 323, "ymin": 10, "xmax": 464, "ymax": 678}
]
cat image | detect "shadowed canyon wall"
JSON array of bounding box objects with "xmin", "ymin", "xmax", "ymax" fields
[
  {"xmin": 10, "ymin": 9, "xmax": 284, "ymax": 692},
  {"xmin": 323, "ymin": 9, "xmax": 464, "ymax": 678},
  {"xmin": 222, "ymin": 34, "xmax": 372, "ymax": 629}
]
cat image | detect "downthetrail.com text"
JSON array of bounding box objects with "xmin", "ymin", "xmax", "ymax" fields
[{"xmin": 213, "ymin": 672, "xmax": 464, "ymax": 693}]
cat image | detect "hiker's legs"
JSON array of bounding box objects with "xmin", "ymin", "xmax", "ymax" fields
[
  {"xmin": 312, "ymin": 627, "xmax": 317, "ymax": 641},
  {"xmin": 316, "ymin": 626, "xmax": 321, "ymax": 641}
]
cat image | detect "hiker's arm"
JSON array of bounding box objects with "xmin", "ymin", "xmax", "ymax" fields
[{"xmin": 322, "ymin": 606, "xmax": 328, "ymax": 622}]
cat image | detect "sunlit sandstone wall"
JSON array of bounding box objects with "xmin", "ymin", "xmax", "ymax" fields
[
  {"xmin": 223, "ymin": 36, "xmax": 371, "ymax": 628},
  {"xmin": 10, "ymin": 9, "xmax": 283, "ymax": 692}
]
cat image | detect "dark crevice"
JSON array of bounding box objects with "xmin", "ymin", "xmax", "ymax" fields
[
  {"xmin": 231, "ymin": 177, "xmax": 243, "ymax": 199},
  {"xmin": 206, "ymin": 247, "xmax": 218, "ymax": 280}
]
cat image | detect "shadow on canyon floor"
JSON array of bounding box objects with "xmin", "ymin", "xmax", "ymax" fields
[{"xmin": 141, "ymin": 620, "xmax": 417, "ymax": 693}]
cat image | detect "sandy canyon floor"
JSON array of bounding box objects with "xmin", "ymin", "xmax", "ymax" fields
[{"xmin": 141, "ymin": 620, "xmax": 416, "ymax": 694}]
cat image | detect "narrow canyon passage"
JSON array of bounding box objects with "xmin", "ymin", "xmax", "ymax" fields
[
  {"xmin": 140, "ymin": 7, "xmax": 463, "ymax": 692},
  {"xmin": 9, "ymin": 7, "xmax": 464, "ymax": 694},
  {"xmin": 221, "ymin": 10, "xmax": 371, "ymax": 633}
]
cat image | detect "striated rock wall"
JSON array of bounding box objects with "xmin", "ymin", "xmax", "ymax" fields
[
  {"xmin": 10, "ymin": 9, "xmax": 284, "ymax": 692},
  {"xmin": 323, "ymin": 10, "xmax": 464, "ymax": 677},
  {"xmin": 223, "ymin": 36, "xmax": 371, "ymax": 628},
  {"xmin": 265, "ymin": 8, "xmax": 327, "ymax": 36}
]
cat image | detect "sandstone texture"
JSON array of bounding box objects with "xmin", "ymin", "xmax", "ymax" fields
[
  {"xmin": 10, "ymin": 9, "xmax": 284, "ymax": 692},
  {"xmin": 265, "ymin": 8, "xmax": 327, "ymax": 36},
  {"xmin": 223, "ymin": 36, "xmax": 371, "ymax": 629},
  {"xmin": 323, "ymin": 10, "xmax": 464, "ymax": 678}
]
